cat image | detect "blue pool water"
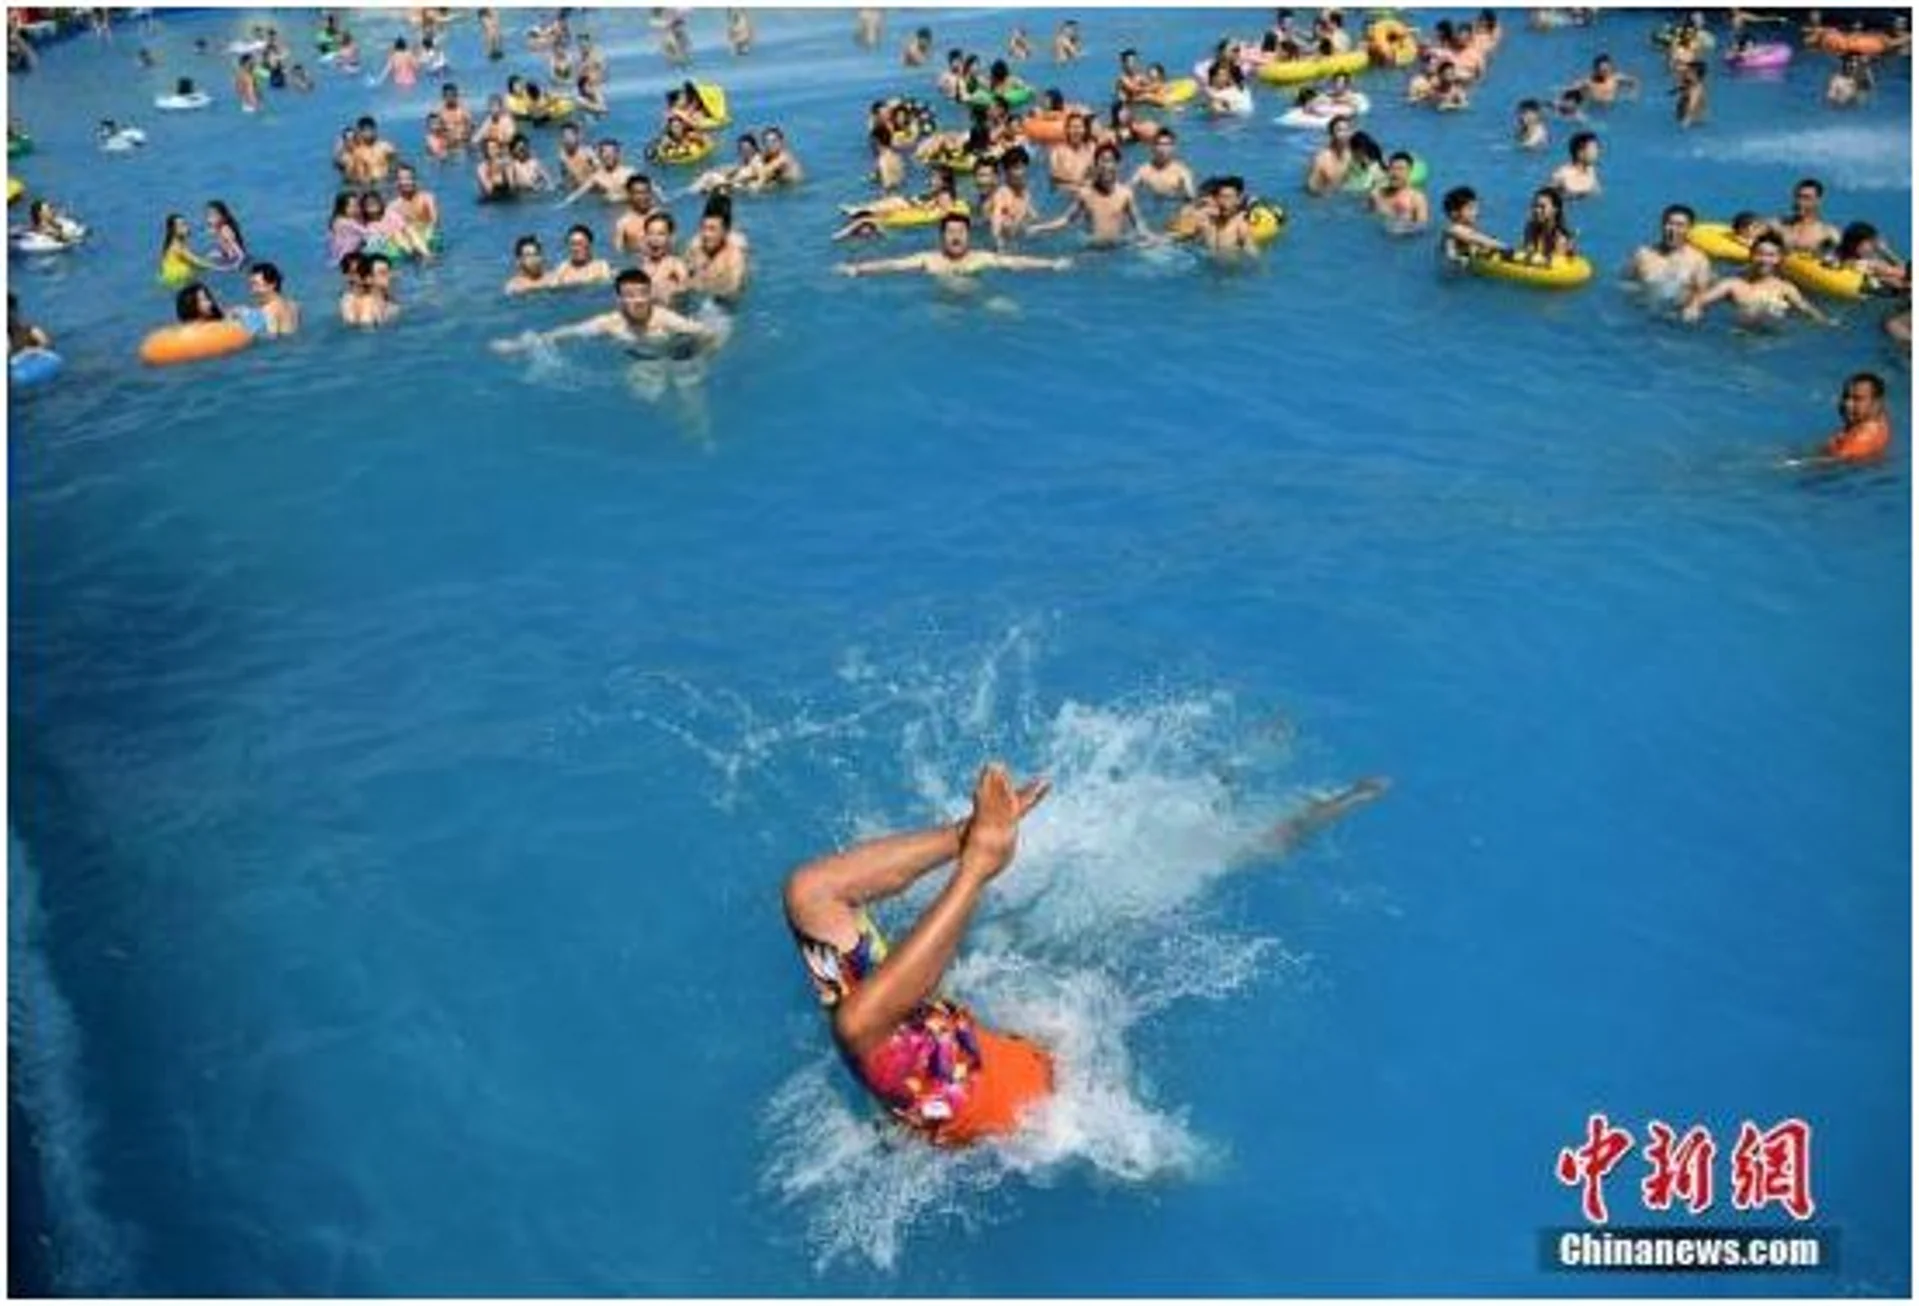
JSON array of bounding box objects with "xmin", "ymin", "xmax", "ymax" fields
[{"xmin": 7, "ymin": 6, "xmax": 1911, "ymax": 1295}]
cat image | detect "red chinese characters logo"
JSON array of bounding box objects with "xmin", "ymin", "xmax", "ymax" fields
[
  {"xmin": 1556, "ymin": 1112, "xmax": 1635, "ymax": 1224},
  {"xmin": 1731, "ymin": 1118, "xmax": 1816, "ymax": 1221},
  {"xmin": 1557, "ymin": 1116, "xmax": 1815, "ymax": 1225},
  {"xmin": 1641, "ymin": 1120, "xmax": 1717, "ymax": 1215}
]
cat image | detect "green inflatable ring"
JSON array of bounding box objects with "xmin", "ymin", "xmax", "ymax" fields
[{"xmin": 7, "ymin": 134, "xmax": 32, "ymax": 159}]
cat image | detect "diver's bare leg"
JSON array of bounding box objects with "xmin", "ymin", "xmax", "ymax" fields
[{"xmin": 1268, "ymin": 776, "xmax": 1390, "ymax": 855}]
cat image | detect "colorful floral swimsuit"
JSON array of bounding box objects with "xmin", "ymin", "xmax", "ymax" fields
[{"xmin": 795, "ymin": 913, "xmax": 986, "ymax": 1135}]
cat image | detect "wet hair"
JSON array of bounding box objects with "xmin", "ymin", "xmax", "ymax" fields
[
  {"xmin": 700, "ymin": 192, "xmax": 733, "ymax": 228},
  {"xmin": 615, "ymin": 267, "xmax": 652, "ymax": 291},
  {"xmin": 870, "ymin": 120, "xmax": 894, "ymax": 149},
  {"xmin": 1216, "ymin": 174, "xmax": 1246, "ymax": 194},
  {"xmin": 1093, "ymin": 142, "xmax": 1120, "ymax": 164},
  {"xmin": 249, "ymin": 260, "xmax": 283, "ymax": 290},
  {"xmin": 1442, "ymin": 185, "xmax": 1477, "ymax": 218},
  {"xmin": 1794, "ymin": 177, "xmax": 1825, "ymax": 198},
  {"xmin": 1349, "ymin": 131, "xmax": 1383, "ymax": 167},
  {"xmin": 175, "ymin": 77, "xmax": 196, "ymax": 95},
  {"xmin": 565, "ymin": 223, "xmax": 594, "ymax": 243},
  {"xmin": 1388, "ymin": 150, "xmax": 1415, "ymax": 168},
  {"xmin": 159, "ymin": 211, "xmax": 188, "ymax": 258},
  {"xmin": 644, "ymin": 210, "xmax": 675, "ymax": 233},
  {"xmin": 1749, "ymin": 233, "xmax": 1785, "ymax": 255},
  {"xmin": 989, "ymin": 58, "xmax": 1009, "ymax": 81},
  {"xmin": 1568, "ymin": 131, "xmax": 1598, "ymax": 158},
  {"xmin": 1119, "ymin": 47, "xmax": 1138, "ymax": 61},
  {"xmin": 174, "ymin": 281, "xmax": 220, "ymax": 322},
  {"xmin": 1846, "ymin": 371, "xmax": 1886, "ymax": 399},
  {"xmin": 365, "ymin": 252, "xmax": 392, "ymax": 274},
  {"xmin": 938, "ymin": 212, "xmax": 971, "ymax": 234},
  {"xmin": 1517, "ymin": 97, "xmax": 1542, "ymax": 114},
  {"xmin": 1001, "ymin": 144, "xmax": 1030, "ymax": 168},
  {"xmin": 1728, "ymin": 209, "xmax": 1763, "ymax": 235},
  {"xmin": 1154, "ymin": 127, "xmax": 1177, "ymax": 144},
  {"xmin": 356, "ymin": 115, "xmax": 377, "ymax": 132},
  {"xmin": 208, "ymin": 199, "xmax": 245, "ymax": 251},
  {"xmin": 1837, "ymin": 221, "xmax": 1879, "ymax": 260},
  {"xmin": 515, "ymin": 234, "xmax": 542, "ymax": 257},
  {"xmin": 1661, "ymin": 203, "xmax": 1696, "ymax": 225}
]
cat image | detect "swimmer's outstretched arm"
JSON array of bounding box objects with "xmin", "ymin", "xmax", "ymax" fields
[
  {"xmin": 1679, "ymin": 279, "xmax": 1735, "ymax": 321},
  {"xmin": 489, "ymin": 312, "xmax": 617, "ymax": 352},
  {"xmin": 984, "ymin": 252, "xmax": 1073, "ymax": 271},
  {"xmin": 836, "ymin": 254, "xmax": 932, "ymax": 276}
]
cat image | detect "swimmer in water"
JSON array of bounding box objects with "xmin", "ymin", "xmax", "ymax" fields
[
  {"xmin": 1625, "ymin": 204, "xmax": 1713, "ymax": 299},
  {"xmin": 343, "ymin": 115, "xmax": 398, "ymax": 184},
  {"xmin": 727, "ymin": 8, "xmax": 752, "ymax": 55},
  {"xmin": 1028, "ymin": 143, "xmax": 1146, "ymax": 247},
  {"xmin": 1439, "ymin": 186, "xmax": 1510, "ymax": 266},
  {"xmin": 373, "ymin": 36, "xmax": 418, "ymax": 88},
  {"xmin": 1370, "ymin": 152, "xmax": 1430, "ymax": 231},
  {"xmin": 782, "ymin": 763, "xmax": 1385, "ymax": 1147},
  {"xmin": 1781, "ymin": 372, "xmax": 1892, "ymax": 469},
  {"xmin": 1548, "ymin": 131, "xmax": 1602, "ymax": 199},
  {"xmin": 438, "ymin": 83, "xmax": 474, "ymax": 148},
  {"xmin": 1054, "ymin": 19, "xmax": 1082, "ymax": 62},
  {"xmin": 753, "ymin": 126, "xmax": 804, "ymax": 188},
  {"xmin": 987, "ymin": 147, "xmax": 1043, "ymax": 250},
  {"xmin": 491, "ymin": 266, "xmax": 723, "ymax": 357},
  {"xmin": 1776, "ymin": 178, "xmax": 1840, "ymax": 255},
  {"xmin": 1306, "ymin": 114, "xmax": 1357, "ymax": 196},
  {"xmin": 633, "ymin": 211, "xmax": 691, "ymax": 302},
  {"xmin": 901, "ymin": 25, "xmax": 931, "ymax": 67},
  {"xmin": 612, "ymin": 173, "xmax": 663, "ymax": 255},
  {"xmin": 555, "ymin": 121, "xmax": 595, "ymax": 188},
  {"xmin": 557, "ymin": 138, "xmax": 634, "ymax": 206},
  {"xmin": 1672, "ymin": 59, "xmax": 1707, "ymax": 128},
  {"xmin": 1514, "ymin": 98, "xmax": 1549, "ymax": 150},
  {"xmin": 783, "ymin": 764, "xmax": 1055, "ymax": 1147},
  {"xmin": 1129, "ymin": 128, "xmax": 1197, "ymax": 203},
  {"xmin": 1171, "ymin": 175, "xmax": 1261, "ymax": 258},
  {"xmin": 837, "ymin": 212, "xmax": 1071, "ymax": 278},
  {"xmin": 9, "ymin": 294, "xmax": 52, "ymax": 355},
  {"xmin": 503, "ymin": 234, "xmax": 552, "ymax": 294},
  {"xmin": 246, "ymin": 261, "xmax": 300, "ymax": 336},
  {"xmin": 552, "ymin": 223, "xmax": 614, "ymax": 288},
  {"xmin": 1569, "ymin": 53, "xmax": 1639, "ymax": 105},
  {"xmin": 1681, "ymin": 233, "xmax": 1831, "ymax": 326},
  {"xmin": 855, "ymin": 8, "xmax": 883, "ymax": 50},
  {"xmin": 1826, "ymin": 55, "xmax": 1871, "ymax": 107},
  {"xmin": 685, "ymin": 195, "xmax": 749, "ymax": 301},
  {"xmin": 1047, "ymin": 113, "xmax": 1097, "ymax": 191}
]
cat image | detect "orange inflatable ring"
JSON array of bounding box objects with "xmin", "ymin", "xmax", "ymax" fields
[
  {"xmin": 1815, "ymin": 29, "xmax": 1892, "ymax": 57},
  {"xmin": 1022, "ymin": 111, "xmax": 1069, "ymax": 144},
  {"xmin": 139, "ymin": 320, "xmax": 254, "ymax": 367}
]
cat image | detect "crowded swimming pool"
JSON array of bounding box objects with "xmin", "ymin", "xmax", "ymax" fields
[{"xmin": 7, "ymin": 5, "xmax": 1911, "ymax": 1295}]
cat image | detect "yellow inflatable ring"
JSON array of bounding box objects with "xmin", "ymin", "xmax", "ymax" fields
[
  {"xmin": 1140, "ymin": 77, "xmax": 1198, "ymax": 106},
  {"xmin": 692, "ymin": 83, "xmax": 730, "ymax": 128},
  {"xmin": 1470, "ymin": 252, "xmax": 1594, "ymax": 289},
  {"xmin": 1781, "ymin": 253, "xmax": 1867, "ymax": 301},
  {"xmin": 1256, "ymin": 50, "xmax": 1371, "ymax": 86},
  {"xmin": 6, "ymin": 177, "xmax": 21, "ymax": 205},
  {"xmin": 1248, "ymin": 201, "xmax": 1286, "ymax": 246},
  {"xmin": 1366, "ymin": 19, "xmax": 1417, "ymax": 67},
  {"xmin": 1686, "ymin": 222, "xmax": 1753, "ymax": 263},
  {"xmin": 139, "ymin": 320, "xmax": 255, "ymax": 367},
  {"xmin": 876, "ymin": 198, "xmax": 970, "ymax": 229},
  {"xmin": 649, "ymin": 136, "xmax": 715, "ymax": 166}
]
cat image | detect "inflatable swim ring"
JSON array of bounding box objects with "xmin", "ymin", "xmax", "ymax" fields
[
  {"xmin": 9, "ymin": 347, "xmax": 62, "ymax": 390},
  {"xmin": 1021, "ymin": 111, "xmax": 1069, "ymax": 144},
  {"xmin": 1338, "ymin": 154, "xmax": 1428, "ymax": 191},
  {"xmin": 1470, "ymin": 251, "xmax": 1593, "ymax": 289},
  {"xmin": 856, "ymin": 197, "xmax": 970, "ymax": 229},
  {"xmin": 155, "ymin": 92, "xmax": 213, "ymax": 111},
  {"xmin": 1813, "ymin": 29, "xmax": 1893, "ymax": 58},
  {"xmin": 647, "ymin": 135, "xmax": 714, "ymax": 166},
  {"xmin": 1686, "ymin": 222, "xmax": 1752, "ymax": 263},
  {"xmin": 227, "ymin": 38, "xmax": 267, "ymax": 56},
  {"xmin": 10, "ymin": 217, "xmax": 85, "ymax": 253},
  {"xmin": 1248, "ymin": 200, "xmax": 1286, "ymax": 246},
  {"xmin": 1138, "ymin": 77, "xmax": 1198, "ymax": 106},
  {"xmin": 7, "ymin": 178, "xmax": 21, "ymax": 205},
  {"xmin": 1278, "ymin": 93, "xmax": 1373, "ymax": 127},
  {"xmin": 1366, "ymin": 19, "xmax": 1418, "ymax": 66},
  {"xmin": 1781, "ymin": 253, "xmax": 1867, "ymax": 300},
  {"xmin": 100, "ymin": 127, "xmax": 148, "ymax": 152},
  {"xmin": 692, "ymin": 83, "xmax": 730, "ymax": 127},
  {"xmin": 7, "ymin": 133, "xmax": 31, "ymax": 159},
  {"xmin": 505, "ymin": 93, "xmax": 576, "ymax": 122},
  {"xmin": 1256, "ymin": 50, "xmax": 1371, "ymax": 86},
  {"xmin": 138, "ymin": 320, "xmax": 254, "ymax": 367},
  {"xmin": 1725, "ymin": 43, "xmax": 1793, "ymax": 70}
]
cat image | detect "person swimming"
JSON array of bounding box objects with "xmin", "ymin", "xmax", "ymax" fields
[
  {"xmin": 838, "ymin": 211, "xmax": 1071, "ymax": 278},
  {"xmin": 781, "ymin": 763, "xmax": 1386, "ymax": 1147},
  {"xmin": 1781, "ymin": 372, "xmax": 1893, "ymax": 468},
  {"xmin": 1624, "ymin": 204, "xmax": 1713, "ymax": 300},
  {"xmin": 492, "ymin": 266, "xmax": 723, "ymax": 363},
  {"xmin": 1680, "ymin": 233, "xmax": 1831, "ymax": 327}
]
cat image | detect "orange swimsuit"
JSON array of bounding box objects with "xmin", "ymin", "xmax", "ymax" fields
[{"xmin": 796, "ymin": 915, "xmax": 1054, "ymax": 1146}]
